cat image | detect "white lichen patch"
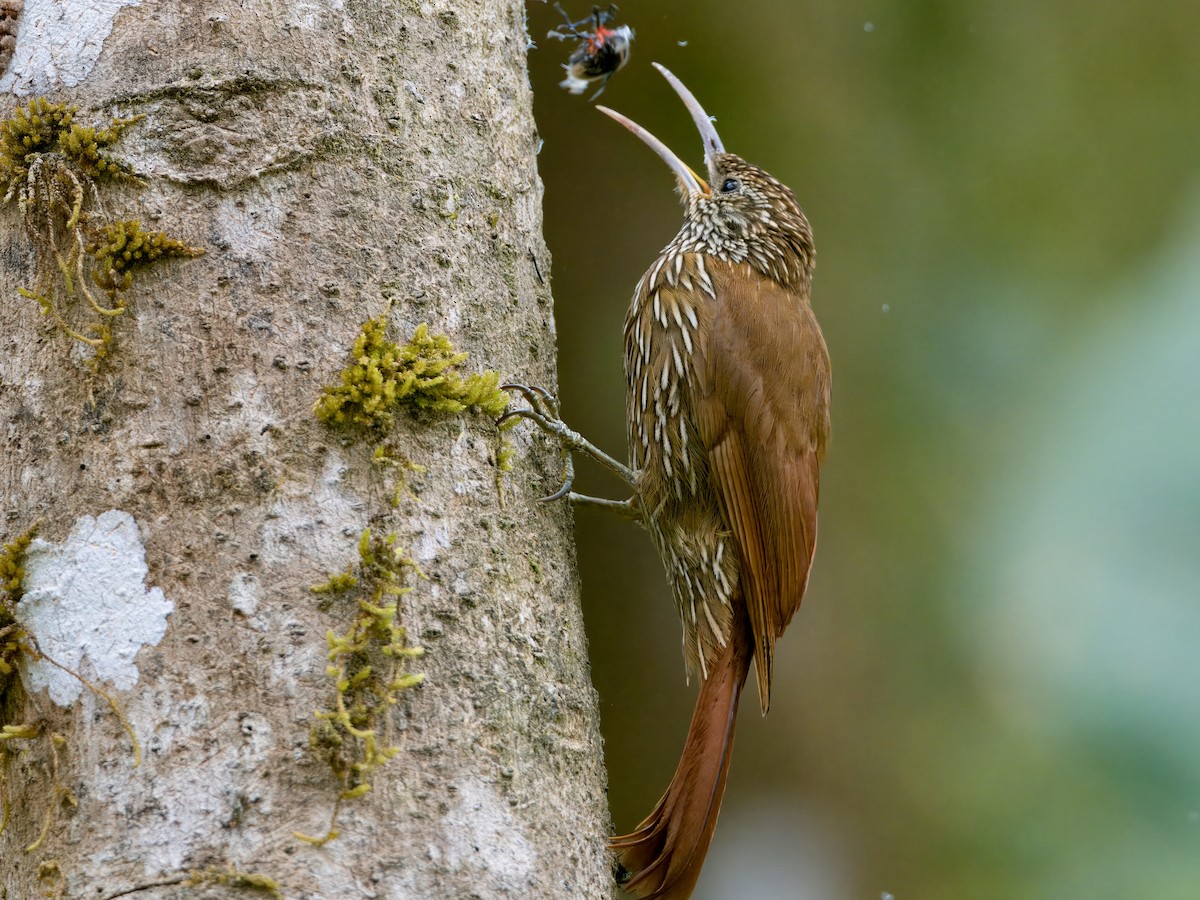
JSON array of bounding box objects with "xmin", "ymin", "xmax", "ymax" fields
[
  {"xmin": 442, "ymin": 777, "xmax": 536, "ymax": 889},
  {"xmin": 16, "ymin": 509, "xmax": 172, "ymax": 705},
  {"xmin": 212, "ymin": 372, "xmax": 277, "ymax": 452},
  {"xmin": 212, "ymin": 196, "xmax": 287, "ymax": 261},
  {"xmin": 84, "ymin": 691, "xmax": 276, "ymax": 874},
  {"xmin": 260, "ymin": 451, "xmax": 366, "ymax": 574},
  {"xmin": 284, "ymin": 0, "xmax": 347, "ymax": 32},
  {"xmin": 227, "ymin": 572, "xmax": 260, "ymax": 616},
  {"xmin": 413, "ymin": 522, "xmax": 451, "ymax": 564},
  {"xmin": 0, "ymin": 0, "xmax": 143, "ymax": 95}
]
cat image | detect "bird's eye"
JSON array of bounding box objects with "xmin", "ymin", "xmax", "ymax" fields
[{"xmin": 720, "ymin": 178, "xmax": 740, "ymax": 193}]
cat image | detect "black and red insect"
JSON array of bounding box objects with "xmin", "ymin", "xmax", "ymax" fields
[{"xmin": 546, "ymin": 4, "xmax": 634, "ymax": 101}]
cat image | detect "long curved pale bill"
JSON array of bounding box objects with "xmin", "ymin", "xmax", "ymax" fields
[
  {"xmin": 595, "ymin": 105, "xmax": 709, "ymax": 195},
  {"xmin": 652, "ymin": 62, "xmax": 725, "ymax": 165}
]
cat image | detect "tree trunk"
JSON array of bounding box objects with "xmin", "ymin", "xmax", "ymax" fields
[{"xmin": 0, "ymin": 1, "xmax": 612, "ymax": 897}]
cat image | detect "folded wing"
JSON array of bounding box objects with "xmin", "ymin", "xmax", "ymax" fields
[{"xmin": 694, "ymin": 267, "xmax": 829, "ymax": 713}]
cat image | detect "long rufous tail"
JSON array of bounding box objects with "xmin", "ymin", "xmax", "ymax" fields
[{"xmin": 610, "ymin": 615, "xmax": 754, "ymax": 899}]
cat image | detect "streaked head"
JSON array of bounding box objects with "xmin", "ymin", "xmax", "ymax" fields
[{"xmin": 597, "ymin": 64, "xmax": 814, "ymax": 287}]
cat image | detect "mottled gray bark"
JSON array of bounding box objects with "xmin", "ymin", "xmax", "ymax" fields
[{"xmin": 0, "ymin": 1, "xmax": 612, "ymax": 897}]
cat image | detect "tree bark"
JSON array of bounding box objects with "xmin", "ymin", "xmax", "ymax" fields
[{"xmin": 0, "ymin": 1, "xmax": 612, "ymax": 897}]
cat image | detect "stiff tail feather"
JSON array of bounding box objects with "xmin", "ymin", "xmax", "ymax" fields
[{"xmin": 610, "ymin": 618, "xmax": 754, "ymax": 899}]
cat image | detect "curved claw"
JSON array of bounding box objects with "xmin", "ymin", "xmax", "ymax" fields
[
  {"xmin": 540, "ymin": 485, "xmax": 572, "ymax": 503},
  {"xmin": 500, "ymin": 383, "xmax": 543, "ymax": 417},
  {"xmin": 500, "ymin": 382, "xmax": 535, "ymax": 396},
  {"xmin": 500, "ymin": 382, "xmax": 559, "ymax": 417},
  {"xmin": 496, "ymin": 405, "xmax": 575, "ymax": 503},
  {"xmin": 500, "ymin": 382, "xmax": 554, "ymax": 402},
  {"xmin": 539, "ymin": 451, "xmax": 575, "ymax": 503}
]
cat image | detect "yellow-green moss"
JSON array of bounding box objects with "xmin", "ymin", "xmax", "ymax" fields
[
  {"xmin": 37, "ymin": 859, "xmax": 66, "ymax": 899},
  {"xmin": 372, "ymin": 444, "xmax": 426, "ymax": 508},
  {"xmin": 496, "ymin": 436, "xmax": 515, "ymax": 474},
  {"xmin": 182, "ymin": 866, "xmax": 283, "ymax": 897},
  {"xmin": 0, "ymin": 724, "xmax": 39, "ymax": 742},
  {"xmin": 295, "ymin": 528, "xmax": 425, "ymax": 846},
  {"xmin": 90, "ymin": 865, "xmax": 283, "ymax": 898},
  {"xmin": 1, "ymin": 99, "xmax": 201, "ymax": 362},
  {"xmin": 0, "ymin": 98, "xmax": 140, "ymax": 199},
  {"xmin": 89, "ymin": 219, "xmax": 205, "ymax": 291},
  {"xmin": 309, "ymin": 569, "xmax": 358, "ymax": 597},
  {"xmin": 1, "ymin": 525, "xmax": 38, "ymax": 842},
  {"xmin": 0, "ymin": 524, "xmax": 37, "ymax": 686},
  {"xmin": 23, "ymin": 733, "xmax": 76, "ymax": 853},
  {"xmin": 314, "ymin": 318, "xmax": 508, "ymax": 437},
  {"xmin": 493, "ymin": 430, "xmax": 516, "ymax": 507},
  {"xmin": 0, "ymin": 525, "xmax": 36, "ymax": 600}
]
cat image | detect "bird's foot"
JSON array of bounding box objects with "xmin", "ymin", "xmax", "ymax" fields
[
  {"xmin": 498, "ymin": 383, "xmax": 639, "ymax": 503},
  {"xmin": 568, "ymin": 493, "xmax": 641, "ymax": 521}
]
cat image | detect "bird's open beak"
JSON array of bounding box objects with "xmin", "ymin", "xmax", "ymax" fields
[{"xmin": 596, "ymin": 63, "xmax": 725, "ymax": 198}]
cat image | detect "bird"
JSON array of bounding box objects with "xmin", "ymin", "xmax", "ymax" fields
[{"xmin": 500, "ymin": 63, "xmax": 830, "ymax": 899}]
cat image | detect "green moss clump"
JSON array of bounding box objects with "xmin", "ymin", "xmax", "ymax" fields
[
  {"xmin": 1, "ymin": 99, "xmax": 201, "ymax": 364},
  {"xmin": 1, "ymin": 525, "xmax": 40, "ymax": 841},
  {"xmin": 89, "ymin": 219, "xmax": 205, "ymax": 291},
  {"xmin": 493, "ymin": 431, "xmax": 516, "ymax": 507},
  {"xmin": 310, "ymin": 569, "xmax": 358, "ymax": 597},
  {"xmin": 314, "ymin": 318, "xmax": 509, "ymax": 436},
  {"xmin": 496, "ymin": 435, "xmax": 515, "ymax": 473},
  {"xmin": 0, "ymin": 525, "xmax": 37, "ymax": 687},
  {"xmin": 36, "ymin": 859, "xmax": 66, "ymax": 897},
  {"xmin": 55, "ymin": 119, "xmax": 142, "ymax": 181},
  {"xmin": 295, "ymin": 529, "xmax": 425, "ymax": 846},
  {"xmin": 0, "ymin": 99, "xmax": 74, "ymax": 190},
  {"xmin": 0, "ymin": 525, "xmax": 35, "ymax": 601},
  {"xmin": 0, "ymin": 98, "xmax": 140, "ymax": 200}
]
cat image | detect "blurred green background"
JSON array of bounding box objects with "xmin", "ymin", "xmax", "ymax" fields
[{"xmin": 525, "ymin": 2, "xmax": 1200, "ymax": 897}]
